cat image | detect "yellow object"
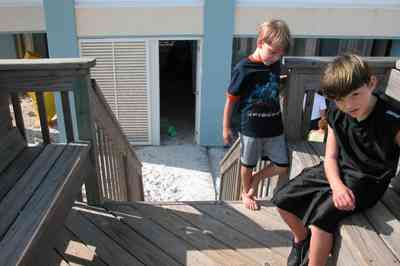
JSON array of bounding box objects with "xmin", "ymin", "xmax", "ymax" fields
[{"xmin": 24, "ymin": 51, "xmax": 57, "ymax": 127}]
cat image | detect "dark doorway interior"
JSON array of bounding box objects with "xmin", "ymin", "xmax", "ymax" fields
[{"xmin": 159, "ymin": 40, "xmax": 197, "ymax": 144}]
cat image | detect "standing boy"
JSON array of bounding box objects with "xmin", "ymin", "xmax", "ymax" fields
[
  {"xmin": 272, "ymin": 54, "xmax": 400, "ymax": 266},
  {"xmin": 223, "ymin": 19, "xmax": 292, "ymax": 210}
]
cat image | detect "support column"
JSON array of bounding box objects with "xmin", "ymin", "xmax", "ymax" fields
[
  {"xmin": 200, "ymin": 0, "xmax": 235, "ymax": 146},
  {"xmin": 43, "ymin": 0, "xmax": 79, "ymax": 143}
]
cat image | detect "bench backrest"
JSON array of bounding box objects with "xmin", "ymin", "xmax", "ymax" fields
[{"xmin": 0, "ymin": 94, "xmax": 26, "ymax": 173}]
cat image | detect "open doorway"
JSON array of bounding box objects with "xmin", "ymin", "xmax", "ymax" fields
[{"xmin": 159, "ymin": 40, "xmax": 197, "ymax": 144}]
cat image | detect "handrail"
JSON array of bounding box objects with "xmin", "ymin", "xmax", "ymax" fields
[
  {"xmin": 89, "ymin": 80, "xmax": 144, "ymax": 201},
  {"xmin": 0, "ymin": 58, "xmax": 144, "ymax": 205}
]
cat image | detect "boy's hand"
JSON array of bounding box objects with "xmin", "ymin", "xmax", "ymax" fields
[
  {"xmin": 223, "ymin": 127, "xmax": 234, "ymax": 145},
  {"xmin": 332, "ymin": 184, "xmax": 356, "ymax": 211}
]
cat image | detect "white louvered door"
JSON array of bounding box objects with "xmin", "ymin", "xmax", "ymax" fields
[{"xmin": 80, "ymin": 39, "xmax": 151, "ymax": 145}]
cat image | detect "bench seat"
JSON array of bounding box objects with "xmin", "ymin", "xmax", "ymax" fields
[
  {"xmin": 288, "ymin": 141, "xmax": 400, "ymax": 265},
  {"xmin": 0, "ymin": 129, "xmax": 90, "ymax": 266}
]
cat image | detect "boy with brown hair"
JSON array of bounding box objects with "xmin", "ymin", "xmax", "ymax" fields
[
  {"xmin": 223, "ymin": 19, "xmax": 292, "ymax": 210},
  {"xmin": 273, "ymin": 54, "xmax": 400, "ymax": 266}
]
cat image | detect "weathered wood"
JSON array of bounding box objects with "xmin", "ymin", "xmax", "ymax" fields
[
  {"xmin": 0, "ymin": 145, "xmax": 63, "ymax": 237},
  {"xmin": 283, "ymin": 56, "xmax": 397, "ymax": 69},
  {"xmin": 10, "ymin": 93, "xmax": 26, "ymax": 140},
  {"xmin": 0, "ymin": 144, "xmax": 90, "ymax": 266},
  {"xmin": 35, "ymin": 91, "xmax": 50, "ymax": 144},
  {"xmin": 77, "ymin": 204, "xmax": 181, "ymax": 266},
  {"xmin": 162, "ymin": 203, "xmax": 284, "ymax": 266},
  {"xmin": 338, "ymin": 213, "xmax": 400, "ymax": 265},
  {"xmin": 54, "ymin": 226, "xmax": 107, "ymax": 266},
  {"xmin": 0, "ymin": 128, "xmax": 26, "ymax": 174},
  {"xmin": 104, "ymin": 202, "xmax": 220, "ymax": 266},
  {"xmin": 74, "ymin": 75, "xmax": 102, "ymax": 204},
  {"xmin": 193, "ymin": 202, "xmax": 290, "ymax": 258},
  {"xmin": 289, "ymin": 141, "xmax": 322, "ymax": 179},
  {"xmin": 0, "ymin": 58, "xmax": 96, "ymax": 70},
  {"xmin": 364, "ymin": 199, "xmax": 400, "ymax": 261},
  {"xmin": 65, "ymin": 208, "xmax": 144, "ymax": 266},
  {"xmin": 386, "ymin": 69, "xmax": 400, "ymax": 102},
  {"xmin": 0, "ymin": 145, "xmax": 43, "ymax": 202},
  {"xmin": 0, "ymin": 81, "xmax": 74, "ymax": 93},
  {"xmin": 127, "ymin": 202, "xmax": 258, "ymax": 266},
  {"xmin": 61, "ymin": 91, "xmax": 74, "ymax": 142}
]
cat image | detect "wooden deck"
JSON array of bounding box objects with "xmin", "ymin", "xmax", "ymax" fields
[{"xmin": 45, "ymin": 201, "xmax": 293, "ymax": 266}]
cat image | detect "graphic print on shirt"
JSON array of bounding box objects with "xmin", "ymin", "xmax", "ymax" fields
[{"xmin": 243, "ymin": 72, "xmax": 280, "ymax": 119}]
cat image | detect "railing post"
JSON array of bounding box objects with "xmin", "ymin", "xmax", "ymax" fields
[{"xmin": 74, "ymin": 73, "xmax": 102, "ymax": 205}]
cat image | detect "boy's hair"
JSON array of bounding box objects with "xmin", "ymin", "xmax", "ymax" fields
[
  {"xmin": 321, "ymin": 54, "xmax": 372, "ymax": 100},
  {"xmin": 257, "ymin": 19, "xmax": 291, "ymax": 53}
]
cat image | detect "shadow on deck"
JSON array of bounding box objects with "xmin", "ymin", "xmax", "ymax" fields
[{"xmin": 45, "ymin": 200, "xmax": 293, "ymax": 266}]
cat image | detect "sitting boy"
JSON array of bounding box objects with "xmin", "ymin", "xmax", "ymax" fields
[{"xmin": 272, "ymin": 54, "xmax": 400, "ymax": 266}]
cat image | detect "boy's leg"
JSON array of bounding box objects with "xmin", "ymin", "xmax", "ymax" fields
[
  {"xmin": 249, "ymin": 164, "xmax": 288, "ymax": 195},
  {"xmin": 239, "ymin": 135, "xmax": 260, "ymax": 210},
  {"xmin": 277, "ymin": 208, "xmax": 308, "ymax": 243},
  {"xmin": 308, "ymin": 225, "xmax": 333, "ymax": 266},
  {"xmin": 240, "ymin": 165, "xmax": 258, "ymax": 210},
  {"xmin": 249, "ymin": 134, "xmax": 289, "ymax": 196}
]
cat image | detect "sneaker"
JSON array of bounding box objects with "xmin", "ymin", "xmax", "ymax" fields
[{"xmin": 287, "ymin": 230, "xmax": 311, "ymax": 266}]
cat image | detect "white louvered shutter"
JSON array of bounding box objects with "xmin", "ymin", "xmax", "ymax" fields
[{"xmin": 80, "ymin": 40, "xmax": 151, "ymax": 144}]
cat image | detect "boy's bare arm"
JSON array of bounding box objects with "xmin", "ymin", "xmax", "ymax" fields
[
  {"xmin": 395, "ymin": 130, "xmax": 400, "ymax": 147},
  {"xmin": 222, "ymin": 97, "xmax": 236, "ymax": 145},
  {"xmin": 324, "ymin": 125, "xmax": 356, "ymax": 211}
]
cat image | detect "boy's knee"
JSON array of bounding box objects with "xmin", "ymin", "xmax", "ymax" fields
[
  {"xmin": 310, "ymin": 225, "xmax": 333, "ymax": 236},
  {"xmin": 274, "ymin": 165, "xmax": 289, "ymax": 175}
]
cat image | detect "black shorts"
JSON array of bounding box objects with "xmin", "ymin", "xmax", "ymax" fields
[{"xmin": 272, "ymin": 163, "xmax": 390, "ymax": 233}]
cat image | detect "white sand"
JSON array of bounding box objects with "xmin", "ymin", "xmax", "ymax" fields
[{"xmin": 135, "ymin": 144, "xmax": 225, "ymax": 202}]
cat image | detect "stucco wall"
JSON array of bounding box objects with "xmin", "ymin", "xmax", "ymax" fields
[
  {"xmin": 0, "ymin": 7, "xmax": 44, "ymax": 33},
  {"xmin": 235, "ymin": 7, "xmax": 400, "ymax": 38},
  {"xmin": 75, "ymin": 6, "xmax": 203, "ymax": 37}
]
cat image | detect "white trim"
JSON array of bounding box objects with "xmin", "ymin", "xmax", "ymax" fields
[
  {"xmin": 149, "ymin": 39, "xmax": 160, "ymax": 145},
  {"xmin": 195, "ymin": 39, "xmax": 202, "ymax": 144},
  {"xmin": 76, "ymin": 0, "xmax": 203, "ymax": 8},
  {"xmin": 145, "ymin": 40, "xmax": 152, "ymax": 145},
  {"xmin": 0, "ymin": 0, "xmax": 42, "ymax": 7},
  {"xmin": 237, "ymin": 0, "xmax": 400, "ymax": 8}
]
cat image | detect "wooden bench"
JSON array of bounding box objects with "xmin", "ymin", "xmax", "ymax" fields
[{"xmin": 0, "ymin": 67, "xmax": 91, "ymax": 265}]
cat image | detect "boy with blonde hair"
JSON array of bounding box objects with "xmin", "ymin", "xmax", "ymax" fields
[
  {"xmin": 273, "ymin": 54, "xmax": 400, "ymax": 266},
  {"xmin": 223, "ymin": 19, "xmax": 292, "ymax": 210}
]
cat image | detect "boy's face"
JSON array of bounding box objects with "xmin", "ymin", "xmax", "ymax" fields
[
  {"xmin": 334, "ymin": 78, "xmax": 376, "ymax": 119},
  {"xmin": 260, "ymin": 42, "xmax": 284, "ymax": 65}
]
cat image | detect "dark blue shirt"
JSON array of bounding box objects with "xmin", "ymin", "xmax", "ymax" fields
[
  {"xmin": 228, "ymin": 58, "xmax": 283, "ymax": 138},
  {"xmin": 327, "ymin": 93, "xmax": 400, "ymax": 181}
]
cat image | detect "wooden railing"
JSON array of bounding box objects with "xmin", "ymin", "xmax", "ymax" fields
[
  {"xmin": 219, "ymin": 56, "xmax": 398, "ymax": 200},
  {"xmin": 89, "ymin": 80, "xmax": 143, "ymax": 202},
  {"xmin": 219, "ymin": 138, "xmax": 280, "ymax": 200},
  {"xmin": 0, "ymin": 58, "xmax": 144, "ymax": 205}
]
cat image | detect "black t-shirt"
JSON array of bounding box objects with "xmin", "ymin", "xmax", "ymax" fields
[
  {"xmin": 227, "ymin": 58, "xmax": 283, "ymax": 138},
  {"xmin": 327, "ymin": 93, "xmax": 400, "ymax": 182}
]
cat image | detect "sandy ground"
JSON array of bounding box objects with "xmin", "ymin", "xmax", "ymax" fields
[{"xmin": 135, "ymin": 144, "xmax": 226, "ymax": 202}]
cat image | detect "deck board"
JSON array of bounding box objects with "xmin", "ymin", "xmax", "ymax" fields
[
  {"xmin": 77, "ymin": 204, "xmax": 181, "ymax": 266},
  {"xmin": 105, "ymin": 202, "xmax": 219, "ymax": 266},
  {"xmin": 54, "ymin": 226, "xmax": 107, "ymax": 266},
  {"xmin": 129, "ymin": 201, "xmax": 258, "ymax": 266},
  {"xmin": 51, "ymin": 201, "xmax": 294, "ymax": 266},
  {"xmin": 161, "ymin": 203, "xmax": 285, "ymax": 266},
  {"xmin": 66, "ymin": 208, "xmax": 144, "ymax": 266},
  {"xmin": 193, "ymin": 202, "xmax": 291, "ymax": 258}
]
